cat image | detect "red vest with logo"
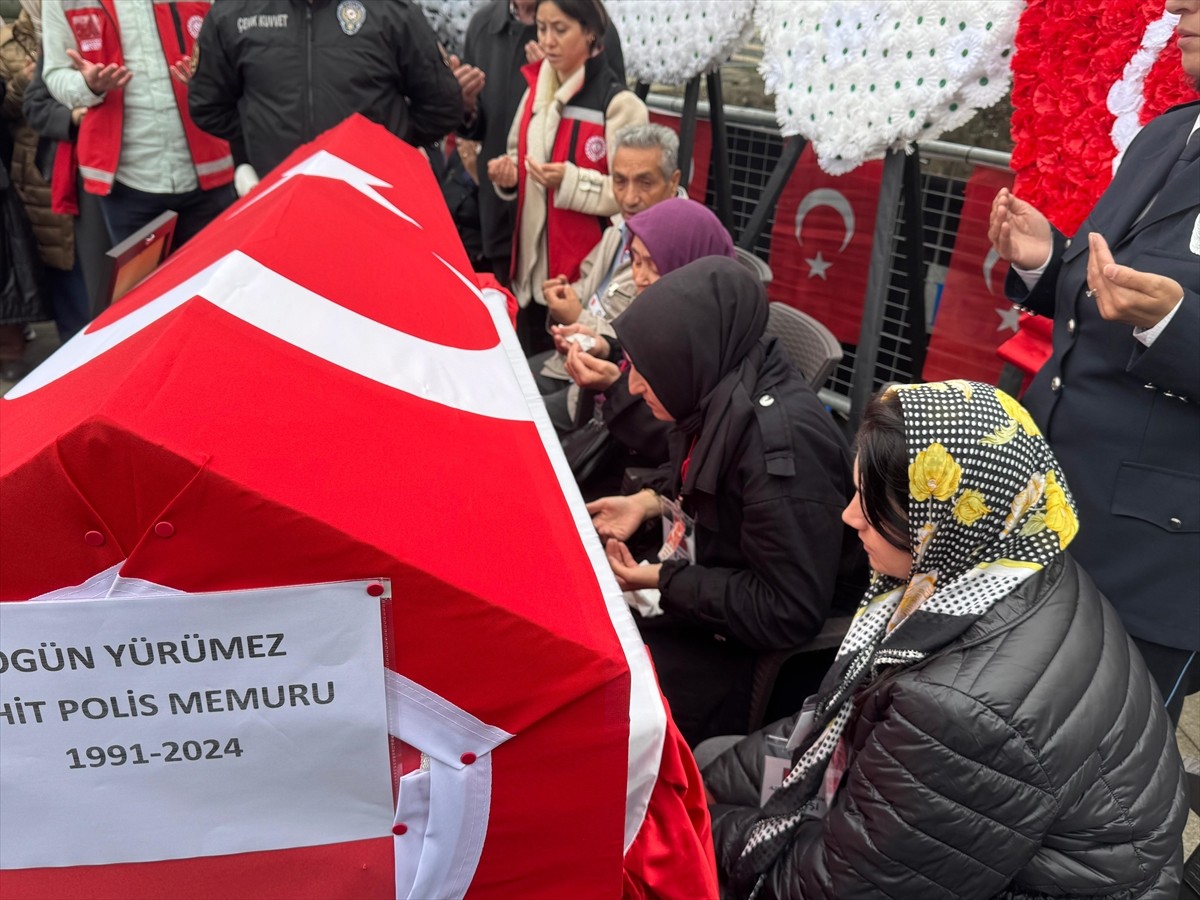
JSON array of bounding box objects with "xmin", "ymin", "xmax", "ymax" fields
[
  {"xmin": 60, "ymin": 0, "xmax": 232, "ymax": 195},
  {"xmin": 513, "ymin": 57, "xmax": 625, "ymax": 284}
]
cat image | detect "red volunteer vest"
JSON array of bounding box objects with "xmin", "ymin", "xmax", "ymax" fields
[
  {"xmin": 60, "ymin": 0, "xmax": 232, "ymax": 196},
  {"xmin": 512, "ymin": 58, "xmax": 620, "ymax": 285}
]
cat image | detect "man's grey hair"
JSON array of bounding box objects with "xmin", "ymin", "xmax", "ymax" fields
[{"xmin": 611, "ymin": 124, "xmax": 680, "ymax": 180}]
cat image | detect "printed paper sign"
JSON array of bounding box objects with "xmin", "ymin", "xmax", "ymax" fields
[{"xmin": 0, "ymin": 580, "xmax": 393, "ymax": 870}]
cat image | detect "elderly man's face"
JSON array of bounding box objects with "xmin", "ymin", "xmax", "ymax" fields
[
  {"xmin": 611, "ymin": 146, "xmax": 682, "ymax": 220},
  {"xmin": 1168, "ymin": 0, "xmax": 1200, "ymax": 85}
]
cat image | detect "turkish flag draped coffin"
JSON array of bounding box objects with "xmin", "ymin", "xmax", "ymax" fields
[
  {"xmin": 922, "ymin": 166, "xmax": 1019, "ymax": 384},
  {"xmin": 0, "ymin": 116, "xmax": 715, "ymax": 900},
  {"xmin": 766, "ymin": 144, "xmax": 883, "ymax": 345}
]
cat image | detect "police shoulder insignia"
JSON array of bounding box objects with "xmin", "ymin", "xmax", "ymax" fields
[{"xmin": 336, "ymin": 0, "xmax": 366, "ymax": 36}]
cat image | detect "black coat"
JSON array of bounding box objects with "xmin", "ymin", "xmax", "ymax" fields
[
  {"xmin": 706, "ymin": 555, "xmax": 1189, "ymax": 899},
  {"xmin": 21, "ymin": 55, "xmax": 108, "ymax": 312},
  {"xmin": 0, "ymin": 181, "xmax": 46, "ymax": 325},
  {"xmin": 440, "ymin": 150, "xmax": 484, "ymax": 266},
  {"xmin": 458, "ymin": 0, "xmax": 624, "ymax": 264},
  {"xmin": 639, "ymin": 341, "xmax": 865, "ymax": 745},
  {"xmin": 189, "ymin": 0, "xmax": 464, "ymax": 177},
  {"xmin": 1, "ymin": 67, "xmax": 47, "ymax": 326},
  {"xmin": 1009, "ymin": 100, "xmax": 1200, "ymax": 652},
  {"xmin": 20, "ymin": 55, "xmax": 75, "ymax": 168}
]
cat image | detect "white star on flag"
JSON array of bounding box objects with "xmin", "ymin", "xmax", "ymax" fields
[
  {"xmin": 806, "ymin": 252, "xmax": 832, "ymax": 280},
  {"xmin": 995, "ymin": 304, "xmax": 1022, "ymax": 333},
  {"xmin": 236, "ymin": 150, "xmax": 421, "ymax": 227}
]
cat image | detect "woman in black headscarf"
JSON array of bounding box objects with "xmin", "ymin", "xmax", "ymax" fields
[{"xmin": 586, "ymin": 257, "xmax": 865, "ymax": 745}]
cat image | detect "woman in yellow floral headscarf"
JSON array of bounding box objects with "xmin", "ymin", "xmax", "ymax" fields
[{"xmin": 703, "ymin": 381, "xmax": 1187, "ymax": 900}]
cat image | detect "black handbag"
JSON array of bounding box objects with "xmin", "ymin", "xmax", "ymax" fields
[
  {"xmin": 0, "ymin": 179, "xmax": 50, "ymax": 326},
  {"xmin": 560, "ymin": 406, "xmax": 619, "ymax": 486}
]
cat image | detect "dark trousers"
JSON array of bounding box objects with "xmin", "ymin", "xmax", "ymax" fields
[
  {"xmin": 528, "ymin": 350, "xmax": 576, "ymax": 433},
  {"xmin": 1131, "ymin": 635, "xmax": 1198, "ymax": 726},
  {"xmin": 515, "ymin": 301, "xmax": 555, "ymax": 358},
  {"xmin": 45, "ymin": 259, "xmax": 89, "ymax": 341},
  {"xmin": 99, "ymin": 180, "xmax": 235, "ymax": 248},
  {"xmin": 486, "ymin": 256, "xmax": 511, "ymax": 287}
]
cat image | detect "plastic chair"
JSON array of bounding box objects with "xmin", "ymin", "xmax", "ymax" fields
[
  {"xmin": 747, "ymin": 615, "xmax": 853, "ymax": 733},
  {"xmin": 765, "ymin": 302, "xmax": 843, "ymax": 390},
  {"xmin": 735, "ymin": 247, "xmax": 773, "ymax": 286}
]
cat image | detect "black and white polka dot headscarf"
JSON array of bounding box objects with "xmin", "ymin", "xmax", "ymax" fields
[{"xmin": 735, "ymin": 381, "xmax": 1078, "ymax": 896}]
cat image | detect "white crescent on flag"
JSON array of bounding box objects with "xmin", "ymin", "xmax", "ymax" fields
[
  {"xmin": 795, "ymin": 188, "xmax": 856, "ymax": 252},
  {"xmin": 983, "ymin": 247, "xmax": 1003, "ymax": 295}
]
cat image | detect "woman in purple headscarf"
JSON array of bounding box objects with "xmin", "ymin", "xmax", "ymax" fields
[
  {"xmin": 625, "ymin": 196, "xmax": 738, "ymax": 290},
  {"xmin": 556, "ymin": 197, "xmax": 738, "ymax": 386},
  {"xmin": 556, "ymin": 198, "xmax": 738, "ymax": 487}
]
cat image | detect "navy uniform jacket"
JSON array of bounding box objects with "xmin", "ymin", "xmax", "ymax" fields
[{"xmin": 1008, "ymin": 100, "xmax": 1200, "ymax": 651}]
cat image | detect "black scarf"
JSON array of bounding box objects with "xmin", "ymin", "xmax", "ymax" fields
[{"xmin": 613, "ymin": 258, "xmax": 777, "ymax": 517}]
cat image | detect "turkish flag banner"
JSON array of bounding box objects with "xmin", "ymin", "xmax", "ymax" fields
[
  {"xmin": 922, "ymin": 166, "xmax": 1018, "ymax": 384},
  {"xmin": 996, "ymin": 313, "xmax": 1054, "ymax": 396},
  {"xmin": 648, "ymin": 110, "xmax": 711, "ymax": 204},
  {"xmin": 766, "ymin": 144, "xmax": 882, "ymax": 345}
]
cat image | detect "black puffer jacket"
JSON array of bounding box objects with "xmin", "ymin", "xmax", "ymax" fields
[
  {"xmin": 706, "ymin": 555, "xmax": 1188, "ymax": 899},
  {"xmin": 189, "ymin": 0, "xmax": 463, "ymax": 177}
]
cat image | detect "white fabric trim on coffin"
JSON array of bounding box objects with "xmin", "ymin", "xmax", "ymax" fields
[
  {"xmin": 5, "ymin": 252, "xmax": 534, "ymax": 423},
  {"xmin": 26, "ymin": 565, "xmax": 194, "ymax": 602},
  {"xmin": 383, "ymin": 670, "xmax": 512, "ymax": 765},
  {"xmin": 384, "ymin": 670, "xmax": 511, "ymax": 900},
  {"xmin": 480, "ymin": 287, "xmax": 667, "ymax": 853},
  {"xmin": 105, "ymin": 575, "xmax": 186, "ymax": 598},
  {"xmin": 27, "ymin": 561, "xmax": 126, "ymax": 601},
  {"xmin": 395, "ymin": 754, "xmax": 497, "ymax": 899},
  {"xmin": 393, "ymin": 770, "xmax": 432, "ymax": 899}
]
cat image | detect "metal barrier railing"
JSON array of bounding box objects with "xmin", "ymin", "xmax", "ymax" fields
[{"xmin": 647, "ymin": 93, "xmax": 1013, "ymax": 419}]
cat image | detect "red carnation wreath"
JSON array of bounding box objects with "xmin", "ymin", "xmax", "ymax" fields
[{"xmin": 1010, "ymin": 0, "xmax": 1199, "ymax": 235}]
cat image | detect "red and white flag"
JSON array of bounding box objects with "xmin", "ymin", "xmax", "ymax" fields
[
  {"xmin": 649, "ymin": 110, "xmax": 712, "ymax": 204},
  {"xmin": 767, "ymin": 144, "xmax": 882, "ymax": 345},
  {"xmin": 0, "ymin": 116, "xmax": 714, "ymax": 900},
  {"xmin": 922, "ymin": 166, "xmax": 1018, "ymax": 385}
]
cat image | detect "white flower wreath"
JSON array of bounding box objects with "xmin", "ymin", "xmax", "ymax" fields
[
  {"xmin": 755, "ymin": 0, "xmax": 1023, "ymax": 174},
  {"xmin": 607, "ymin": 0, "xmax": 755, "ymax": 86},
  {"xmin": 416, "ymin": 0, "xmax": 487, "ymax": 57}
]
